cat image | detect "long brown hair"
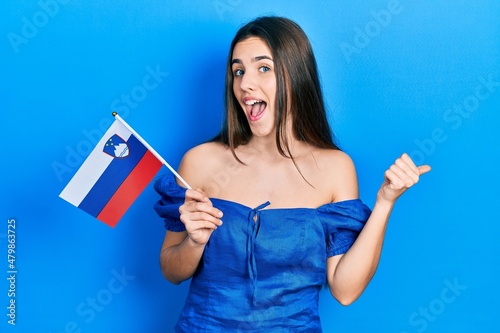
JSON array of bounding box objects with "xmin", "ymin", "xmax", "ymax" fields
[{"xmin": 213, "ymin": 16, "xmax": 339, "ymax": 164}]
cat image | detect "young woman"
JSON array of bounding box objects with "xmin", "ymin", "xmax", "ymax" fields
[{"xmin": 154, "ymin": 16, "xmax": 430, "ymax": 332}]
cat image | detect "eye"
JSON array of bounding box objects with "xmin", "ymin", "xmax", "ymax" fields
[
  {"xmin": 259, "ymin": 66, "xmax": 271, "ymax": 73},
  {"xmin": 233, "ymin": 68, "xmax": 244, "ymax": 77}
]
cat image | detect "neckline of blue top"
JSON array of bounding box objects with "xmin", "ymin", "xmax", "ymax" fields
[{"xmin": 163, "ymin": 174, "xmax": 364, "ymax": 212}]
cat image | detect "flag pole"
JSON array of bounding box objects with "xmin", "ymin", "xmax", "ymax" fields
[{"xmin": 112, "ymin": 112, "xmax": 192, "ymax": 189}]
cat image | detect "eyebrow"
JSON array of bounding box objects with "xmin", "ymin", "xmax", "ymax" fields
[{"xmin": 231, "ymin": 55, "xmax": 273, "ymax": 65}]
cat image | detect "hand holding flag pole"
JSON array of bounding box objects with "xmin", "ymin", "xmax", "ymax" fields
[
  {"xmin": 112, "ymin": 112, "xmax": 191, "ymax": 189},
  {"xmin": 60, "ymin": 112, "xmax": 191, "ymax": 227}
]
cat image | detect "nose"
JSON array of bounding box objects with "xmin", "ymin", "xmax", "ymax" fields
[{"xmin": 239, "ymin": 71, "xmax": 256, "ymax": 92}]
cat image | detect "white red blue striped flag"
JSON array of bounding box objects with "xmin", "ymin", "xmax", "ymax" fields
[{"xmin": 59, "ymin": 113, "xmax": 190, "ymax": 227}]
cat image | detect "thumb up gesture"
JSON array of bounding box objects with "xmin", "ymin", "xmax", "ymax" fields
[{"xmin": 378, "ymin": 153, "xmax": 431, "ymax": 204}]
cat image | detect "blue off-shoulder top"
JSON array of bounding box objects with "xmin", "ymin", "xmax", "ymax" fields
[{"xmin": 154, "ymin": 175, "xmax": 371, "ymax": 333}]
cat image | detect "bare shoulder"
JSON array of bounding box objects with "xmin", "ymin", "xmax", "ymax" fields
[
  {"xmin": 178, "ymin": 142, "xmax": 230, "ymax": 189},
  {"xmin": 181, "ymin": 141, "xmax": 228, "ymax": 163},
  {"xmin": 315, "ymin": 148, "xmax": 355, "ymax": 169},
  {"xmin": 311, "ymin": 148, "xmax": 359, "ymax": 202}
]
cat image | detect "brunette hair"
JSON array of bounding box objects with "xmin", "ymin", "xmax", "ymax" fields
[{"xmin": 213, "ymin": 16, "xmax": 339, "ymax": 161}]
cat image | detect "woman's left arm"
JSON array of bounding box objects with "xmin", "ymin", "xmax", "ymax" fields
[{"xmin": 327, "ymin": 153, "xmax": 431, "ymax": 305}]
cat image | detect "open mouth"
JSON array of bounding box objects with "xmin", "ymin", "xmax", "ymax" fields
[{"xmin": 244, "ymin": 99, "xmax": 267, "ymax": 121}]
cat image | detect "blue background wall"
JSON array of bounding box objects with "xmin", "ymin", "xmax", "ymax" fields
[{"xmin": 2, "ymin": 1, "xmax": 499, "ymax": 332}]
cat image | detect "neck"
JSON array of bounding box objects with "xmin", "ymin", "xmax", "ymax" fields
[
  {"xmin": 240, "ymin": 132, "xmax": 309, "ymax": 164},
  {"xmin": 245, "ymin": 134, "xmax": 281, "ymax": 160}
]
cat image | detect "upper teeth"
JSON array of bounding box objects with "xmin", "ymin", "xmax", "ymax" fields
[{"xmin": 245, "ymin": 99, "xmax": 262, "ymax": 106}]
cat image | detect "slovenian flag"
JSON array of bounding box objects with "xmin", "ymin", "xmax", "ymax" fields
[{"xmin": 59, "ymin": 113, "xmax": 190, "ymax": 228}]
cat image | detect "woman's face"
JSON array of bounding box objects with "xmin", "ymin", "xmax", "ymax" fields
[{"xmin": 231, "ymin": 37, "xmax": 277, "ymax": 138}]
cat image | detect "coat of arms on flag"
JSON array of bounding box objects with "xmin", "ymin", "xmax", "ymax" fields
[
  {"xmin": 59, "ymin": 113, "xmax": 190, "ymax": 228},
  {"xmin": 103, "ymin": 134, "xmax": 130, "ymax": 158}
]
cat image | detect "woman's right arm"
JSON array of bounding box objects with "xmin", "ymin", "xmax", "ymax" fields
[
  {"xmin": 159, "ymin": 188, "xmax": 223, "ymax": 284},
  {"xmin": 159, "ymin": 230, "xmax": 202, "ymax": 284},
  {"xmin": 159, "ymin": 145, "xmax": 224, "ymax": 284}
]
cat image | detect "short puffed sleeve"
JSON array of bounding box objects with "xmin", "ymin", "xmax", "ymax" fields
[
  {"xmin": 317, "ymin": 199, "xmax": 371, "ymax": 257},
  {"xmin": 153, "ymin": 174, "xmax": 187, "ymax": 232}
]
